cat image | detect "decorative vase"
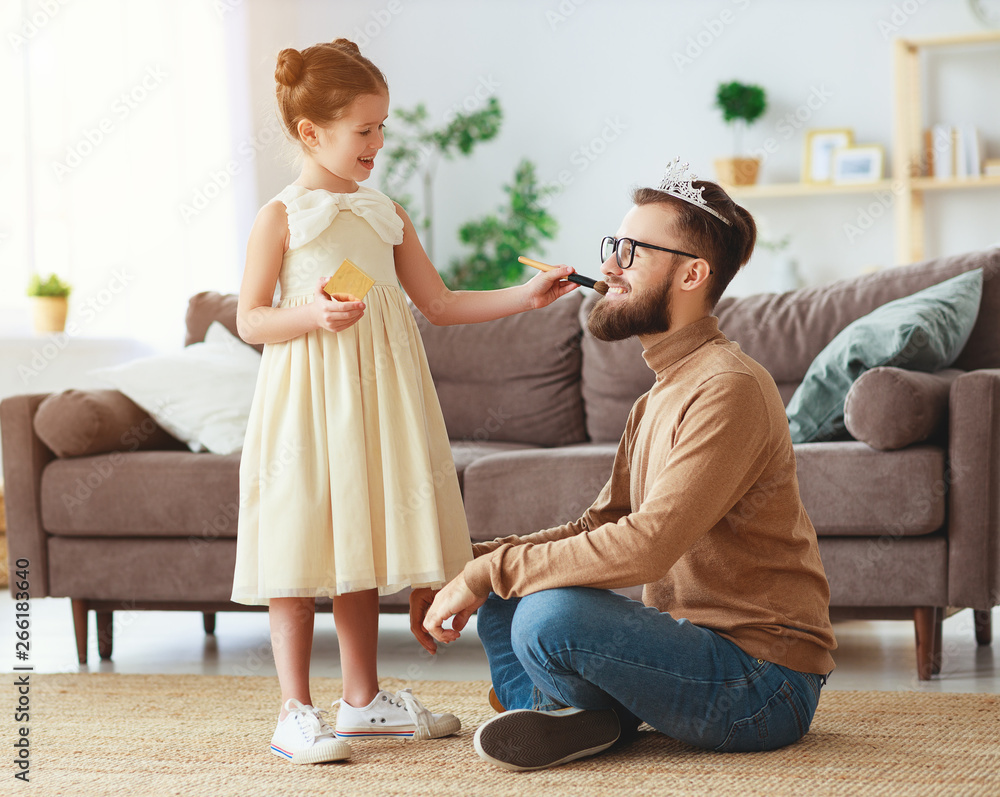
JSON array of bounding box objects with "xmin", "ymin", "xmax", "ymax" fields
[
  {"xmin": 31, "ymin": 296, "xmax": 69, "ymax": 334},
  {"xmin": 714, "ymin": 157, "xmax": 761, "ymax": 186}
]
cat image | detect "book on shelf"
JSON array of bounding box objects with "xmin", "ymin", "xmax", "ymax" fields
[{"xmin": 926, "ymin": 124, "xmax": 983, "ymax": 178}]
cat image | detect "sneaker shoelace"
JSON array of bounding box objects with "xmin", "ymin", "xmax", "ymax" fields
[
  {"xmin": 289, "ymin": 703, "xmax": 335, "ymax": 742},
  {"xmin": 393, "ymin": 688, "xmax": 434, "ymax": 736}
]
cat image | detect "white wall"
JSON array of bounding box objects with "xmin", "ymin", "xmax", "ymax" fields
[{"xmin": 241, "ymin": 0, "xmax": 1000, "ymax": 295}]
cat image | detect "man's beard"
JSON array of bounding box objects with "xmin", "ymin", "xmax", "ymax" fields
[{"xmin": 586, "ymin": 264, "xmax": 678, "ymax": 341}]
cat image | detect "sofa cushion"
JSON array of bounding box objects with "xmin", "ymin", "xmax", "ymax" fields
[
  {"xmin": 47, "ymin": 537, "xmax": 240, "ymax": 602},
  {"xmin": 93, "ymin": 323, "xmax": 261, "ymax": 455},
  {"xmin": 33, "ymin": 389, "xmax": 184, "ymax": 458},
  {"xmin": 795, "ymin": 441, "xmax": 945, "ymax": 536},
  {"xmin": 462, "ymin": 443, "xmax": 618, "ymax": 543},
  {"xmin": 714, "ymin": 248, "xmax": 1000, "ymax": 382},
  {"xmin": 578, "ymin": 294, "xmax": 654, "ymax": 443},
  {"xmin": 412, "ymin": 292, "xmax": 587, "ymax": 447},
  {"xmin": 38, "ymin": 442, "xmax": 535, "ymax": 538},
  {"xmin": 844, "ymin": 367, "xmax": 961, "ymax": 451},
  {"xmin": 785, "ymin": 269, "xmax": 982, "ymax": 443},
  {"xmin": 40, "ymin": 451, "xmax": 241, "ymax": 537},
  {"xmin": 450, "ymin": 440, "xmax": 538, "ymax": 491},
  {"xmin": 186, "ymin": 291, "xmax": 263, "ymax": 353},
  {"xmin": 817, "ymin": 536, "xmax": 948, "ymax": 607}
]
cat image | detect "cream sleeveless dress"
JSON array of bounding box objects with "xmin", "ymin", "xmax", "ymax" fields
[{"xmin": 231, "ymin": 184, "xmax": 472, "ymax": 605}]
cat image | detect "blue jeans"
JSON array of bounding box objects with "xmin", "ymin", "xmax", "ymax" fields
[{"xmin": 476, "ymin": 587, "xmax": 826, "ymax": 752}]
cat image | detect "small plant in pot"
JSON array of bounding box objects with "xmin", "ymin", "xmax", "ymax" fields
[
  {"xmin": 714, "ymin": 81, "xmax": 767, "ymax": 186},
  {"xmin": 27, "ymin": 273, "xmax": 72, "ymax": 334}
]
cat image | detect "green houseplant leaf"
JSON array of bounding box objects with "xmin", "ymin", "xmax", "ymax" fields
[
  {"xmin": 715, "ymin": 81, "xmax": 767, "ymax": 156},
  {"xmin": 443, "ymin": 160, "xmax": 558, "ymax": 291},
  {"xmin": 27, "ymin": 273, "xmax": 72, "ymax": 297}
]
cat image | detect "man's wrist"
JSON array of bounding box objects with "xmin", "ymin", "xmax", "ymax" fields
[{"xmin": 463, "ymin": 556, "xmax": 493, "ymax": 598}]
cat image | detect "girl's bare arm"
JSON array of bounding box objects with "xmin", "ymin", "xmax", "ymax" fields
[{"xmin": 392, "ymin": 203, "xmax": 577, "ymax": 326}]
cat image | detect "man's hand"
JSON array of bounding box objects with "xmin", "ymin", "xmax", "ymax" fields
[
  {"xmin": 408, "ymin": 587, "xmax": 440, "ymax": 655},
  {"xmin": 423, "ymin": 574, "xmax": 487, "ymax": 646}
]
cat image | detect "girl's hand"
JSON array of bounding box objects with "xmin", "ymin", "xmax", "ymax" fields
[
  {"xmin": 524, "ymin": 265, "xmax": 579, "ymax": 310},
  {"xmin": 313, "ymin": 277, "xmax": 366, "ymax": 332}
]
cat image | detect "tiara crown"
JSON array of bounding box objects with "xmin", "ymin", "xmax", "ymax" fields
[{"xmin": 657, "ymin": 157, "xmax": 732, "ymax": 225}]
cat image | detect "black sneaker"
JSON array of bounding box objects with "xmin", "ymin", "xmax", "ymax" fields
[{"xmin": 473, "ymin": 707, "xmax": 620, "ymax": 771}]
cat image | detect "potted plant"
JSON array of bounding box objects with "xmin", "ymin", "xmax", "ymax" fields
[
  {"xmin": 714, "ymin": 81, "xmax": 767, "ymax": 186},
  {"xmin": 27, "ymin": 273, "xmax": 72, "ymax": 333},
  {"xmin": 443, "ymin": 160, "xmax": 558, "ymax": 290}
]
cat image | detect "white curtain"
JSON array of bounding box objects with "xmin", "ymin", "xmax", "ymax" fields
[{"xmin": 2, "ymin": 0, "xmax": 250, "ymax": 350}]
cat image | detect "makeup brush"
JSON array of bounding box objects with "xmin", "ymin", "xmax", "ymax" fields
[{"xmin": 518, "ymin": 256, "xmax": 609, "ymax": 295}]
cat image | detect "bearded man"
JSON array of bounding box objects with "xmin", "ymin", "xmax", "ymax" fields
[{"xmin": 413, "ymin": 161, "xmax": 837, "ymax": 771}]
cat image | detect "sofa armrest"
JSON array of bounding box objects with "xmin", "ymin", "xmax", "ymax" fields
[
  {"xmin": 1, "ymin": 394, "xmax": 56, "ymax": 597},
  {"xmin": 947, "ymin": 368, "xmax": 1000, "ymax": 609}
]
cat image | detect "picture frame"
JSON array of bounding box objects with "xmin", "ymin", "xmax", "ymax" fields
[
  {"xmin": 831, "ymin": 145, "xmax": 885, "ymax": 184},
  {"xmin": 803, "ymin": 129, "xmax": 854, "ymax": 183}
]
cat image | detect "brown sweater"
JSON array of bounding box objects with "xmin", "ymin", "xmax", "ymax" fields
[{"xmin": 464, "ymin": 316, "xmax": 837, "ymax": 675}]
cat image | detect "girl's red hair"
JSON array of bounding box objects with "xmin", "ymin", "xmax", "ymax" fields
[{"xmin": 275, "ymin": 39, "xmax": 387, "ymax": 144}]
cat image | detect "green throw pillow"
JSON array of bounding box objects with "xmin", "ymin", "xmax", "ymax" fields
[{"xmin": 786, "ymin": 268, "xmax": 983, "ymax": 443}]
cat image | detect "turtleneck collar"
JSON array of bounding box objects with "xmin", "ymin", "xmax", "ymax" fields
[{"xmin": 640, "ymin": 316, "xmax": 724, "ymax": 377}]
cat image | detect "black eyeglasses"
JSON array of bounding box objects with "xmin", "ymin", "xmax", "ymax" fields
[{"xmin": 601, "ymin": 236, "xmax": 709, "ymax": 272}]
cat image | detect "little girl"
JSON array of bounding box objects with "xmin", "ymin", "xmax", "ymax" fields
[{"xmin": 231, "ymin": 39, "xmax": 577, "ymax": 764}]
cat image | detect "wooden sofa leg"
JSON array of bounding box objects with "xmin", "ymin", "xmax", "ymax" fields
[
  {"xmin": 913, "ymin": 606, "xmax": 943, "ymax": 680},
  {"xmin": 71, "ymin": 599, "xmax": 89, "ymax": 664},
  {"xmin": 96, "ymin": 611, "xmax": 113, "ymax": 661},
  {"xmin": 203, "ymin": 612, "xmax": 216, "ymax": 635},
  {"xmin": 974, "ymin": 609, "xmax": 992, "ymax": 646}
]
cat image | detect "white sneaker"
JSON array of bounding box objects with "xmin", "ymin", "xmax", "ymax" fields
[
  {"xmin": 334, "ymin": 688, "xmax": 461, "ymax": 740},
  {"xmin": 270, "ymin": 699, "xmax": 352, "ymax": 764}
]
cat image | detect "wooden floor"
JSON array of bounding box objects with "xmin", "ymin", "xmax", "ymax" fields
[{"xmin": 2, "ymin": 591, "xmax": 997, "ymax": 694}]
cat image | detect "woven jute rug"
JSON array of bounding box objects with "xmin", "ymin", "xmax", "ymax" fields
[{"xmin": 6, "ymin": 673, "xmax": 997, "ymax": 796}]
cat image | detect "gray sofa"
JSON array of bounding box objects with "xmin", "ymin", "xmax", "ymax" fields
[{"xmin": 4, "ymin": 247, "xmax": 999, "ymax": 679}]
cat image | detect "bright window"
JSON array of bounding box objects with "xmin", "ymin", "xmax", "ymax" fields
[{"xmin": 2, "ymin": 0, "xmax": 246, "ymax": 349}]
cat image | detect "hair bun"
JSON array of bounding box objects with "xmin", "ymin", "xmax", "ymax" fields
[
  {"xmin": 330, "ymin": 38, "xmax": 361, "ymax": 55},
  {"xmin": 275, "ymin": 48, "xmax": 305, "ymax": 87}
]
